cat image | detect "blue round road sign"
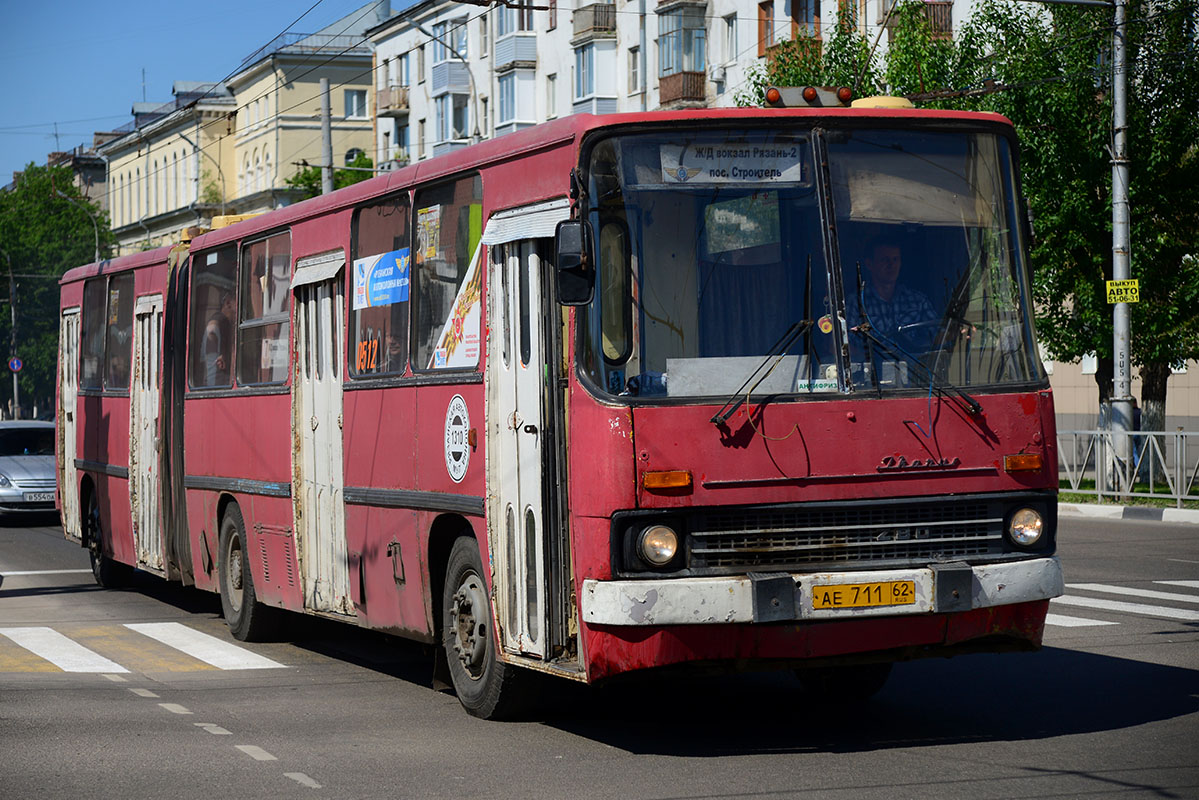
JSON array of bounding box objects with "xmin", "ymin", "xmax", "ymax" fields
[{"xmin": 8, "ymin": 357, "xmax": 22, "ymax": 373}]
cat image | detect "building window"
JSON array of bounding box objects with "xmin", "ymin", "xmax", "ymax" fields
[
  {"xmin": 628, "ymin": 47, "xmax": 640, "ymax": 93},
  {"xmin": 548, "ymin": 0, "xmax": 558, "ymax": 30},
  {"xmin": 480, "ymin": 14, "xmax": 489, "ymax": 55},
  {"xmin": 418, "ymin": 118, "xmax": 426, "ymax": 158},
  {"xmin": 499, "ymin": 74, "xmax": 516, "ymax": 124},
  {"xmin": 659, "ymin": 8, "xmax": 706, "ymax": 77},
  {"xmin": 399, "ymin": 53, "xmax": 410, "ymax": 86},
  {"xmin": 575, "ymin": 44, "xmax": 595, "ymax": 99},
  {"xmin": 481, "ymin": 97, "xmax": 489, "ymax": 136},
  {"xmin": 792, "ymin": 0, "xmax": 820, "ymax": 39},
  {"xmin": 418, "ymin": 45, "xmax": 426, "ymax": 82},
  {"xmin": 437, "ymin": 95, "xmax": 470, "ymax": 141},
  {"xmin": 345, "ymin": 148, "xmax": 364, "ymax": 165},
  {"xmin": 498, "ymin": 3, "xmax": 533, "ymax": 36},
  {"xmin": 396, "ymin": 123, "xmax": 410, "ymax": 160},
  {"xmin": 724, "ymin": 14, "xmax": 737, "ymax": 63},
  {"xmin": 758, "ymin": 1, "xmax": 773, "ymax": 57},
  {"xmin": 433, "ymin": 22, "xmax": 448, "ymax": 62},
  {"xmin": 345, "ymin": 89, "xmax": 367, "ymax": 119},
  {"xmin": 547, "ymin": 73, "xmax": 557, "ymax": 118}
]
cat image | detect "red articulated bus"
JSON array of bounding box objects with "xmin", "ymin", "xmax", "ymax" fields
[{"xmin": 58, "ymin": 102, "xmax": 1062, "ymax": 718}]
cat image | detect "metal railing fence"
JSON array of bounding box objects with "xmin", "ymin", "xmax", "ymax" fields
[{"xmin": 1057, "ymin": 430, "xmax": 1199, "ymax": 507}]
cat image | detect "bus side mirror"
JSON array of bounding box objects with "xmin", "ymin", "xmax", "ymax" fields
[{"xmin": 555, "ymin": 219, "xmax": 594, "ymax": 306}]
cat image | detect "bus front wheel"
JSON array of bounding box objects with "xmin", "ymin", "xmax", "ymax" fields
[
  {"xmin": 442, "ymin": 537, "xmax": 529, "ymax": 719},
  {"xmin": 218, "ymin": 504, "xmax": 276, "ymax": 641}
]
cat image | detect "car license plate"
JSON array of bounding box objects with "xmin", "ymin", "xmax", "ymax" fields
[
  {"xmin": 23, "ymin": 492, "xmax": 54, "ymax": 502},
  {"xmin": 811, "ymin": 580, "xmax": 916, "ymax": 610}
]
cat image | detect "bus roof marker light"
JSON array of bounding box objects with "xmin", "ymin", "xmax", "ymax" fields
[
  {"xmin": 837, "ymin": 86, "xmax": 853, "ymax": 103},
  {"xmin": 803, "ymin": 86, "xmax": 818, "ymax": 103},
  {"xmin": 765, "ymin": 87, "xmax": 782, "ymax": 106}
]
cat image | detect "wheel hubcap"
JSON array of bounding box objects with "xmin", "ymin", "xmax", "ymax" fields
[
  {"xmin": 449, "ymin": 573, "xmax": 488, "ymax": 678},
  {"xmin": 226, "ymin": 536, "xmax": 244, "ymax": 611}
]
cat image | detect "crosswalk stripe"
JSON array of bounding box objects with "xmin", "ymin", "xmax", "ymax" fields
[
  {"xmin": 1045, "ymin": 613, "xmax": 1119, "ymax": 628},
  {"xmin": 0, "ymin": 627, "xmax": 128, "ymax": 673},
  {"xmin": 1066, "ymin": 583, "xmax": 1199, "ymax": 605},
  {"xmin": 1156, "ymin": 580, "xmax": 1199, "ymax": 590},
  {"xmin": 124, "ymin": 623, "xmax": 285, "ymax": 670},
  {"xmin": 1052, "ymin": 595, "xmax": 1199, "ymax": 622}
]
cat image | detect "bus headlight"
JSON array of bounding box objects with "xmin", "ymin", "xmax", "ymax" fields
[
  {"xmin": 638, "ymin": 525, "xmax": 679, "ymax": 566},
  {"xmin": 1008, "ymin": 507, "xmax": 1044, "ymax": 546}
]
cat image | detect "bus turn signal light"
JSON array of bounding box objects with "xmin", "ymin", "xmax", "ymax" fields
[
  {"xmin": 1004, "ymin": 453, "xmax": 1043, "ymax": 472},
  {"xmin": 765, "ymin": 87, "xmax": 782, "ymax": 105},
  {"xmin": 803, "ymin": 86, "xmax": 818, "ymax": 102},
  {"xmin": 643, "ymin": 470, "xmax": 693, "ymax": 491},
  {"xmin": 837, "ymin": 86, "xmax": 853, "ymax": 103}
]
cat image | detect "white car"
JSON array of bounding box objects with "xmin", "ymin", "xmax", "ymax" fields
[{"xmin": 0, "ymin": 421, "xmax": 58, "ymax": 517}]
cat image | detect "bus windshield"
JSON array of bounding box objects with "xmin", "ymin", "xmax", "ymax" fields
[{"xmin": 578, "ymin": 126, "xmax": 1044, "ymax": 400}]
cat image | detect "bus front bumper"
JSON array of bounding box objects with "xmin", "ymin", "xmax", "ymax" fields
[{"xmin": 581, "ymin": 557, "xmax": 1062, "ymax": 626}]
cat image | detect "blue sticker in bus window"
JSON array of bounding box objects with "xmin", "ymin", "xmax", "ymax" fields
[{"xmin": 352, "ymin": 248, "xmax": 410, "ymax": 310}]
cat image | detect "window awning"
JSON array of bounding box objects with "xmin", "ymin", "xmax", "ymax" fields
[{"xmin": 481, "ymin": 198, "xmax": 571, "ymax": 246}]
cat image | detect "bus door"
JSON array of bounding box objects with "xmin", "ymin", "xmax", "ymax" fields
[
  {"xmin": 292, "ymin": 251, "xmax": 354, "ymax": 617},
  {"xmin": 130, "ymin": 294, "xmax": 164, "ymax": 572},
  {"xmin": 488, "ymin": 239, "xmax": 550, "ymax": 658},
  {"xmin": 58, "ymin": 307, "xmax": 82, "ymax": 540}
]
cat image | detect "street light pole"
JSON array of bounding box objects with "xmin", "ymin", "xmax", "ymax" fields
[
  {"xmin": 1109, "ymin": 0, "xmax": 1133, "ymax": 472},
  {"xmin": 0, "ymin": 249, "xmax": 16, "ymax": 419}
]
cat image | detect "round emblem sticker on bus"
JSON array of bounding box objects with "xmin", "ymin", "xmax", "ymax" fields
[{"xmin": 444, "ymin": 394, "xmax": 471, "ymax": 483}]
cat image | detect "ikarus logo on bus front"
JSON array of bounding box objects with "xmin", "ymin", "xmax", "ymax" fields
[{"xmin": 444, "ymin": 394, "xmax": 470, "ymax": 482}]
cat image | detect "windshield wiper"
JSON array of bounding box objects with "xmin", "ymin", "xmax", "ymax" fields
[
  {"xmin": 849, "ymin": 322, "xmax": 983, "ymax": 416},
  {"xmin": 711, "ymin": 320, "xmax": 813, "ymax": 426}
]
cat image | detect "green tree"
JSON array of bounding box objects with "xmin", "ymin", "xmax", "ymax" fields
[
  {"xmin": 286, "ymin": 151, "xmax": 376, "ymax": 200},
  {"xmin": 0, "ymin": 163, "xmax": 116, "ymax": 416}
]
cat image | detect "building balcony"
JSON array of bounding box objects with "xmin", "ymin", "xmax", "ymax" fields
[
  {"xmin": 882, "ymin": 0, "xmax": 953, "ymax": 40},
  {"xmin": 432, "ymin": 61, "xmax": 472, "ymax": 96},
  {"xmin": 377, "ymin": 85, "xmax": 409, "ymax": 117},
  {"xmin": 658, "ymin": 71, "xmax": 706, "ymax": 105},
  {"xmin": 495, "ymin": 32, "xmax": 538, "ymax": 71},
  {"xmin": 573, "ymin": 3, "xmax": 616, "ymax": 40}
]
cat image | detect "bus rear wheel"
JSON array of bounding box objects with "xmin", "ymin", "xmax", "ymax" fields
[
  {"xmin": 85, "ymin": 491, "xmax": 128, "ymax": 588},
  {"xmin": 218, "ymin": 504, "xmax": 276, "ymax": 642},
  {"xmin": 442, "ymin": 537, "xmax": 529, "ymax": 719}
]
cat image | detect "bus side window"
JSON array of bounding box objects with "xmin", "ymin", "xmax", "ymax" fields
[
  {"xmin": 80, "ymin": 278, "xmax": 107, "ymax": 389},
  {"xmin": 238, "ymin": 231, "xmax": 291, "ymax": 385},
  {"xmin": 350, "ymin": 193, "xmax": 411, "ymax": 378},
  {"xmin": 103, "ymin": 273, "xmax": 134, "ymax": 390},
  {"xmin": 189, "ymin": 246, "xmax": 238, "ymax": 389}
]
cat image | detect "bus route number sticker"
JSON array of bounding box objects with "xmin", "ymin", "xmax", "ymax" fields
[{"xmin": 444, "ymin": 394, "xmax": 471, "ymax": 483}]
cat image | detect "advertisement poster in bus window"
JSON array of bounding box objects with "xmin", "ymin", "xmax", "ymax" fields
[
  {"xmin": 352, "ymin": 248, "xmax": 411, "ymax": 310},
  {"xmin": 427, "ymin": 204, "xmax": 483, "ymax": 369},
  {"xmin": 417, "ymin": 206, "xmax": 440, "ymax": 260}
]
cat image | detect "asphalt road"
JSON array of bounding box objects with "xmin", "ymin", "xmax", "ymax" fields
[{"xmin": 1, "ymin": 513, "xmax": 1196, "ymax": 800}]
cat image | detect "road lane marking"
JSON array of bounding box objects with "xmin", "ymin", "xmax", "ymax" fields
[
  {"xmin": 236, "ymin": 745, "xmax": 277, "ymax": 761},
  {"xmin": 124, "ymin": 623, "xmax": 285, "ymax": 670},
  {"xmin": 1166, "ymin": 559, "xmax": 1199, "ymax": 565},
  {"xmin": 129, "ymin": 688, "xmax": 159, "ymax": 698},
  {"xmin": 72, "ymin": 624, "xmax": 216, "ymax": 673},
  {"xmin": 285, "ymin": 773, "xmax": 322, "ymax": 789},
  {"xmin": 1053, "ymin": 595, "xmax": 1199, "ymax": 621},
  {"xmin": 1066, "ymin": 583, "xmax": 1199, "ymax": 604},
  {"xmin": 195, "ymin": 723, "xmax": 232, "ymax": 735},
  {"xmin": 159, "ymin": 703, "xmax": 192, "ymax": 715},
  {"xmin": 0, "ymin": 627, "xmax": 128, "ymax": 673},
  {"xmin": 1156, "ymin": 580, "xmax": 1199, "ymax": 589},
  {"xmin": 102, "ymin": 673, "xmax": 127, "ymax": 682},
  {"xmin": 0, "ymin": 569, "xmax": 94, "ymax": 576},
  {"xmin": 1045, "ymin": 613, "xmax": 1119, "ymax": 628}
]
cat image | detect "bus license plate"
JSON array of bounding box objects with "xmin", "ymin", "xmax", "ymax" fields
[
  {"xmin": 811, "ymin": 580, "xmax": 916, "ymax": 610},
  {"xmin": 23, "ymin": 492, "xmax": 54, "ymax": 502}
]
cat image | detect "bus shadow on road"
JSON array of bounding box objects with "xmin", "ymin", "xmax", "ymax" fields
[{"xmin": 544, "ymin": 648, "xmax": 1199, "ymax": 755}]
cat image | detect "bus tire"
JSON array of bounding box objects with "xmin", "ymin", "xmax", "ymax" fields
[
  {"xmin": 85, "ymin": 490, "xmax": 128, "ymax": 589},
  {"xmin": 795, "ymin": 662, "xmax": 893, "ymax": 703},
  {"xmin": 442, "ymin": 536, "xmax": 528, "ymax": 719},
  {"xmin": 218, "ymin": 504, "xmax": 275, "ymax": 642}
]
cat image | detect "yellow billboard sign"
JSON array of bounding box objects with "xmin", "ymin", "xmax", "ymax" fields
[{"xmin": 1106, "ymin": 279, "xmax": 1139, "ymax": 304}]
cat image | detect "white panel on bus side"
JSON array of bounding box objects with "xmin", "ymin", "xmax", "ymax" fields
[
  {"xmin": 293, "ymin": 277, "xmax": 354, "ymax": 617},
  {"xmin": 130, "ymin": 294, "xmax": 164, "ymax": 572},
  {"xmin": 58, "ymin": 309, "xmax": 82, "ymax": 541}
]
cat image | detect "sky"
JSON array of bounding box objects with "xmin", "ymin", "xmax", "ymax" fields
[{"xmin": 0, "ymin": 0, "xmax": 391, "ymax": 183}]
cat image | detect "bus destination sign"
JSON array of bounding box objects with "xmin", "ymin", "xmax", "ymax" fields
[{"xmin": 660, "ymin": 143, "xmax": 804, "ymax": 185}]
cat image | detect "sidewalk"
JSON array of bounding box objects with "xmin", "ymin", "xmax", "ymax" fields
[{"xmin": 1059, "ymin": 501, "xmax": 1199, "ymax": 525}]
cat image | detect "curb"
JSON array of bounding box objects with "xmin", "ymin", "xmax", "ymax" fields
[{"xmin": 1059, "ymin": 502, "xmax": 1199, "ymax": 525}]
